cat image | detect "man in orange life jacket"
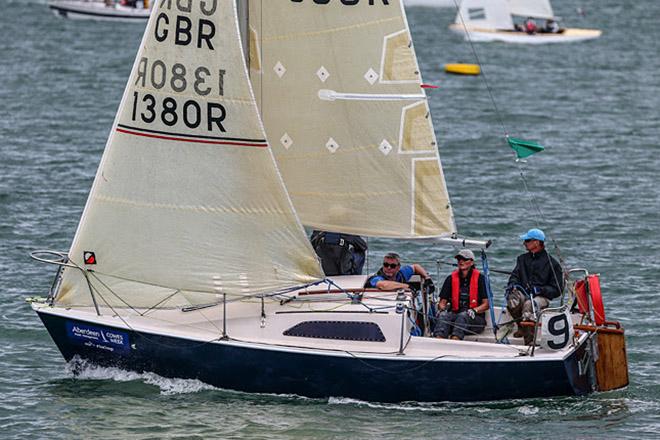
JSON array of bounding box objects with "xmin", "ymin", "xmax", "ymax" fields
[
  {"xmin": 506, "ymin": 228, "xmax": 564, "ymax": 345},
  {"xmin": 433, "ymin": 249, "xmax": 489, "ymax": 340}
]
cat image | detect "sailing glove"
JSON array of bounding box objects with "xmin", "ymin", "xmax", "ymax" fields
[
  {"xmin": 532, "ymin": 286, "xmax": 542, "ymax": 296},
  {"xmin": 467, "ymin": 308, "xmax": 476, "ymax": 320}
]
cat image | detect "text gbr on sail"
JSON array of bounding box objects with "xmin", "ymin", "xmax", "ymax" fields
[{"xmin": 155, "ymin": 0, "xmax": 218, "ymax": 49}]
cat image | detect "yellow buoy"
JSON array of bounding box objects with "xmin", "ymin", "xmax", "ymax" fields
[{"xmin": 444, "ymin": 63, "xmax": 481, "ymax": 76}]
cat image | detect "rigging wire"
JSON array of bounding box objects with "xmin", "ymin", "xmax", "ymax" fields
[
  {"xmin": 451, "ymin": 0, "xmax": 569, "ymax": 290},
  {"xmin": 452, "ymin": 0, "xmax": 508, "ymax": 137}
]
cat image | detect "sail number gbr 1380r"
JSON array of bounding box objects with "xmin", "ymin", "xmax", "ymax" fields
[{"xmin": 131, "ymin": 57, "xmax": 227, "ymax": 133}]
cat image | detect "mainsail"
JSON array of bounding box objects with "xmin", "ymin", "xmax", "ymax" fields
[
  {"xmin": 56, "ymin": 0, "xmax": 323, "ymax": 308},
  {"xmin": 455, "ymin": 0, "xmax": 554, "ymax": 30},
  {"xmin": 455, "ymin": 0, "xmax": 515, "ymax": 30},
  {"xmin": 249, "ymin": 0, "xmax": 456, "ymax": 238},
  {"xmin": 507, "ymin": 0, "xmax": 554, "ymax": 20}
]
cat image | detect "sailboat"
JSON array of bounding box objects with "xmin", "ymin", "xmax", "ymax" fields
[
  {"xmin": 403, "ymin": 0, "xmax": 455, "ymax": 7},
  {"xmin": 49, "ymin": 0, "xmax": 151, "ymax": 22},
  {"xmin": 449, "ymin": 0, "xmax": 602, "ymax": 44},
  {"xmin": 31, "ymin": 0, "xmax": 626, "ymax": 403}
]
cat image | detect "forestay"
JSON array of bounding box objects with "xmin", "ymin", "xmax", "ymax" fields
[
  {"xmin": 249, "ymin": 0, "xmax": 456, "ymax": 238},
  {"xmin": 56, "ymin": 0, "xmax": 323, "ymax": 309}
]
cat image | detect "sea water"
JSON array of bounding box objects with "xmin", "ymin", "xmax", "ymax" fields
[{"xmin": 1, "ymin": 0, "xmax": 659, "ymax": 438}]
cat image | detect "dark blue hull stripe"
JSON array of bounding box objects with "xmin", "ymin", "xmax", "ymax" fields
[{"xmin": 37, "ymin": 311, "xmax": 593, "ymax": 402}]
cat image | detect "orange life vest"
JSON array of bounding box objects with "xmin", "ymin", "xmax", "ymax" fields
[{"xmin": 451, "ymin": 269, "xmax": 480, "ymax": 312}]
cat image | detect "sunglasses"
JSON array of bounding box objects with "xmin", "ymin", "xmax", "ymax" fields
[{"xmin": 383, "ymin": 262, "xmax": 399, "ymax": 269}]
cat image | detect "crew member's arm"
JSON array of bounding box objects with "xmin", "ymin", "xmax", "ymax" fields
[
  {"xmin": 474, "ymin": 274, "xmax": 490, "ymax": 313},
  {"xmin": 538, "ymin": 257, "xmax": 564, "ymax": 299},
  {"xmin": 506, "ymin": 256, "xmax": 523, "ymax": 290},
  {"xmin": 437, "ymin": 276, "xmax": 452, "ymax": 311},
  {"xmin": 411, "ymin": 263, "xmax": 430, "ymax": 280},
  {"xmin": 375, "ymin": 279, "xmax": 410, "ymax": 291},
  {"xmin": 473, "ymin": 298, "xmax": 490, "ymax": 314}
]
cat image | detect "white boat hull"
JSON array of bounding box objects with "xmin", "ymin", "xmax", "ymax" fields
[
  {"xmin": 449, "ymin": 25, "xmax": 602, "ymax": 44},
  {"xmin": 48, "ymin": 1, "xmax": 150, "ymax": 22}
]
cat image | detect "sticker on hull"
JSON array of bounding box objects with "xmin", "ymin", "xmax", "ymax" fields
[{"xmin": 66, "ymin": 322, "xmax": 130, "ymax": 354}]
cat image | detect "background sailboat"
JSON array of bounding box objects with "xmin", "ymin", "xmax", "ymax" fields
[
  {"xmin": 403, "ymin": 0, "xmax": 456, "ymax": 7},
  {"xmin": 49, "ymin": 0, "xmax": 151, "ymax": 22},
  {"xmin": 450, "ymin": 0, "xmax": 602, "ymax": 43}
]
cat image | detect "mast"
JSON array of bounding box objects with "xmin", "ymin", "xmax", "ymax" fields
[{"xmin": 237, "ymin": 0, "xmax": 250, "ymax": 70}]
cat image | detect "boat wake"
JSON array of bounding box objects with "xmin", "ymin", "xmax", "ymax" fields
[
  {"xmin": 64, "ymin": 356, "xmax": 323, "ymax": 401},
  {"xmin": 517, "ymin": 405, "xmax": 540, "ymax": 415},
  {"xmin": 328, "ymin": 396, "xmax": 482, "ymax": 412},
  {"xmin": 65, "ymin": 357, "xmax": 216, "ymax": 395}
]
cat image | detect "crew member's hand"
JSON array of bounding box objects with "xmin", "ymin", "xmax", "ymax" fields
[
  {"xmin": 467, "ymin": 308, "xmax": 476, "ymax": 320},
  {"xmin": 423, "ymin": 278, "xmax": 435, "ymax": 294}
]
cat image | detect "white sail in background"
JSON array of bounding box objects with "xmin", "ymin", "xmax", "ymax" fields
[
  {"xmin": 249, "ymin": 0, "xmax": 456, "ymax": 238},
  {"xmin": 56, "ymin": 0, "xmax": 323, "ymax": 308},
  {"xmin": 455, "ymin": 0, "xmax": 514, "ymax": 30},
  {"xmin": 507, "ymin": 0, "xmax": 554, "ymax": 19}
]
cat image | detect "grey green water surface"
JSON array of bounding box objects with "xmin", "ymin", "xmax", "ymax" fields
[{"xmin": 1, "ymin": 0, "xmax": 658, "ymax": 438}]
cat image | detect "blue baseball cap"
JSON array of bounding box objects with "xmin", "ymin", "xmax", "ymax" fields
[{"xmin": 520, "ymin": 228, "xmax": 545, "ymax": 241}]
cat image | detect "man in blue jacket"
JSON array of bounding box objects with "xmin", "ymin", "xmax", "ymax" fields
[{"xmin": 365, "ymin": 252, "xmax": 432, "ymax": 291}]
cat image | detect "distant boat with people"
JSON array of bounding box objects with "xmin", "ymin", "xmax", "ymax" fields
[
  {"xmin": 404, "ymin": 0, "xmax": 456, "ymax": 7},
  {"xmin": 449, "ymin": 0, "xmax": 602, "ymax": 44},
  {"xmin": 48, "ymin": 0, "xmax": 151, "ymax": 22}
]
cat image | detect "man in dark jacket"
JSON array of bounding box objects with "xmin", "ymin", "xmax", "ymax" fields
[{"xmin": 506, "ymin": 228, "xmax": 564, "ymax": 344}]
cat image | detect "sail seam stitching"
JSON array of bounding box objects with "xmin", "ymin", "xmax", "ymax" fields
[
  {"xmin": 261, "ymin": 17, "xmax": 399, "ymax": 41},
  {"xmin": 93, "ymin": 195, "xmax": 289, "ymax": 215}
]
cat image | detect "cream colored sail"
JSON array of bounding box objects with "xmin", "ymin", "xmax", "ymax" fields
[
  {"xmin": 56, "ymin": 0, "xmax": 323, "ymax": 309},
  {"xmin": 249, "ymin": 0, "xmax": 455, "ymax": 238}
]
